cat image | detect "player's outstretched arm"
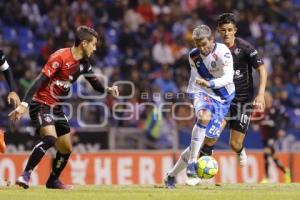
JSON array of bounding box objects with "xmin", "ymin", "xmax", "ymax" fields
[
  {"xmin": 85, "ymin": 76, "xmax": 119, "ymax": 97},
  {"xmin": 8, "ymin": 73, "xmax": 49, "ymax": 122},
  {"xmin": 83, "ymin": 66, "xmax": 119, "ymax": 97}
]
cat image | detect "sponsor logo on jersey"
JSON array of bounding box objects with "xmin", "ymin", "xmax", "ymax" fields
[
  {"xmin": 55, "ymin": 80, "xmax": 72, "ymax": 89},
  {"xmin": 234, "ymin": 70, "xmax": 243, "ymax": 78},
  {"xmin": 250, "ymin": 50, "xmax": 258, "ymax": 57},
  {"xmin": 80, "ymin": 64, "xmax": 84, "ymax": 72},
  {"xmin": 51, "ymin": 61, "xmax": 60, "ymax": 69},
  {"xmin": 212, "ymin": 53, "xmax": 218, "ymax": 61},
  {"xmin": 203, "ymin": 95, "xmax": 211, "ymax": 103},
  {"xmin": 257, "ymin": 59, "xmax": 263, "ymax": 64},
  {"xmin": 43, "ymin": 114, "xmax": 53, "ymax": 123},
  {"xmin": 234, "ymin": 48, "xmax": 241, "ymax": 55},
  {"xmin": 224, "ymin": 52, "xmax": 231, "ymax": 58},
  {"xmin": 211, "ymin": 61, "xmax": 217, "ymax": 68}
]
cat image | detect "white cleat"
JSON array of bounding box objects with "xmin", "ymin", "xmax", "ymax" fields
[
  {"xmin": 238, "ymin": 148, "xmax": 247, "ymax": 166},
  {"xmin": 185, "ymin": 177, "xmax": 202, "ymax": 186}
]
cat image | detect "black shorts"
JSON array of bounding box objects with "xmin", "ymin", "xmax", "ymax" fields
[
  {"xmin": 227, "ymin": 102, "xmax": 253, "ymax": 134},
  {"xmin": 29, "ymin": 101, "xmax": 70, "ymax": 137}
]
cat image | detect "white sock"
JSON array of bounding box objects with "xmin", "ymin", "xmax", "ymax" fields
[
  {"xmin": 168, "ymin": 147, "xmax": 190, "ymax": 177},
  {"xmin": 188, "ymin": 124, "xmax": 206, "ymax": 163}
]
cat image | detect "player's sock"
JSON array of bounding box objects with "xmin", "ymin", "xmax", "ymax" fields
[
  {"xmin": 188, "ymin": 123, "xmax": 206, "ymax": 163},
  {"xmin": 199, "ymin": 144, "xmax": 214, "ymax": 157},
  {"xmin": 48, "ymin": 152, "xmax": 71, "ymax": 181},
  {"xmin": 24, "ymin": 135, "xmax": 56, "ymax": 172},
  {"xmin": 263, "ymin": 153, "xmax": 270, "ymax": 178},
  {"xmin": 168, "ymin": 147, "xmax": 190, "ymax": 177},
  {"xmin": 284, "ymin": 168, "xmax": 291, "ymax": 183},
  {"xmin": 273, "ymin": 158, "xmax": 286, "ymax": 173}
]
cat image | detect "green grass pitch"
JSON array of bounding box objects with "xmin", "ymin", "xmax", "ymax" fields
[{"xmin": 0, "ymin": 183, "xmax": 299, "ymax": 200}]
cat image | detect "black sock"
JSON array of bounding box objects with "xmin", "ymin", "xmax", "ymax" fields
[
  {"xmin": 24, "ymin": 135, "xmax": 56, "ymax": 172},
  {"xmin": 274, "ymin": 158, "xmax": 286, "ymax": 173},
  {"xmin": 199, "ymin": 144, "xmax": 214, "ymax": 157},
  {"xmin": 48, "ymin": 152, "xmax": 71, "ymax": 181},
  {"xmin": 264, "ymin": 153, "xmax": 270, "ymax": 178}
]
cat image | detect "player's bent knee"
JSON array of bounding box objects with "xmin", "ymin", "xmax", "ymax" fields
[
  {"xmin": 41, "ymin": 135, "xmax": 57, "ymax": 149},
  {"xmin": 264, "ymin": 147, "xmax": 272, "ymax": 154},
  {"xmin": 230, "ymin": 140, "xmax": 242, "ymax": 152},
  {"xmin": 56, "ymin": 143, "xmax": 72, "ymax": 154},
  {"xmin": 197, "ymin": 110, "xmax": 211, "ymax": 126},
  {"xmin": 59, "ymin": 147, "xmax": 72, "ymax": 154}
]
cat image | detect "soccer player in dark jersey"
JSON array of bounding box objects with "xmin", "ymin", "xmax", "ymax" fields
[
  {"xmin": 217, "ymin": 13, "xmax": 267, "ymax": 166},
  {"xmin": 0, "ymin": 50, "xmax": 20, "ymax": 153},
  {"xmin": 9, "ymin": 26, "xmax": 119, "ymax": 189},
  {"xmin": 253, "ymin": 92, "xmax": 291, "ymax": 183}
]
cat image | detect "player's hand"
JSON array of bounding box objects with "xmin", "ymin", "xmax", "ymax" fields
[
  {"xmin": 196, "ymin": 79, "xmax": 210, "ymax": 88},
  {"xmin": 7, "ymin": 92, "xmax": 21, "ymax": 108},
  {"xmin": 8, "ymin": 102, "xmax": 28, "ymax": 123},
  {"xmin": 107, "ymin": 86, "xmax": 119, "ymax": 97},
  {"xmin": 253, "ymin": 93, "xmax": 265, "ymax": 111}
]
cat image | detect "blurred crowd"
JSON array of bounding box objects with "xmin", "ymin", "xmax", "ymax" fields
[{"xmin": 0, "ymin": 0, "xmax": 299, "ymax": 149}]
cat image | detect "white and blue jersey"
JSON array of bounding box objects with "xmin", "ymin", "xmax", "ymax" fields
[
  {"xmin": 187, "ymin": 43, "xmax": 235, "ymax": 138},
  {"xmin": 187, "ymin": 43, "xmax": 235, "ymax": 103}
]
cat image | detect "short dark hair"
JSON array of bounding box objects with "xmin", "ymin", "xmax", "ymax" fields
[
  {"xmin": 74, "ymin": 26, "xmax": 102, "ymax": 46},
  {"xmin": 217, "ymin": 13, "xmax": 237, "ymax": 27}
]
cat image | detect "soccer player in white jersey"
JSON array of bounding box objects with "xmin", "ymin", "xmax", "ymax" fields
[{"xmin": 165, "ymin": 25, "xmax": 235, "ymax": 188}]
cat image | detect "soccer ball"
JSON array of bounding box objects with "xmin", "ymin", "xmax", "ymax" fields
[{"xmin": 196, "ymin": 156, "xmax": 218, "ymax": 179}]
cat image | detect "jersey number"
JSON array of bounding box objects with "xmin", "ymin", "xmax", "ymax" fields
[
  {"xmin": 208, "ymin": 125, "xmax": 221, "ymax": 137},
  {"xmin": 240, "ymin": 114, "xmax": 248, "ymax": 124}
]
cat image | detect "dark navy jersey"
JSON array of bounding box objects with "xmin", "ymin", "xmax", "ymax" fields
[{"xmin": 229, "ymin": 37, "xmax": 263, "ymax": 103}]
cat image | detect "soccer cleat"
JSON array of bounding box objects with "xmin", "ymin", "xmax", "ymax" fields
[
  {"xmin": 185, "ymin": 177, "xmax": 201, "ymax": 186},
  {"xmin": 237, "ymin": 148, "xmax": 247, "ymax": 166},
  {"xmin": 16, "ymin": 172, "xmax": 31, "ymax": 189},
  {"xmin": 164, "ymin": 175, "xmax": 176, "ymax": 189},
  {"xmin": 0, "ymin": 130, "xmax": 6, "ymax": 153},
  {"xmin": 284, "ymin": 168, "xmax": 291, "ymax": 183},
  {"xmin": 46, "ymin": 179, "xmax": 73, "ymax": 189},
  {"xmin": 186, "ymin": 162, "xmax": 198, "ymax": 178},
  {"xmin": 260, "ymin": 177, "xmax": 269, "ymax": 183}
]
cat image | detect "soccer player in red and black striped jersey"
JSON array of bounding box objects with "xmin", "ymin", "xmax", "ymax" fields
[
  {"xmin": 217, "ymin": 13, "xmax": 267, "ymax": 166},
  {"xmin": 9, "ymin": 26, "xmax": 119, "ymax": 189},
  {"xmin": 0, "ymin": 49, "xmax": 20, "ymax": 153}
]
